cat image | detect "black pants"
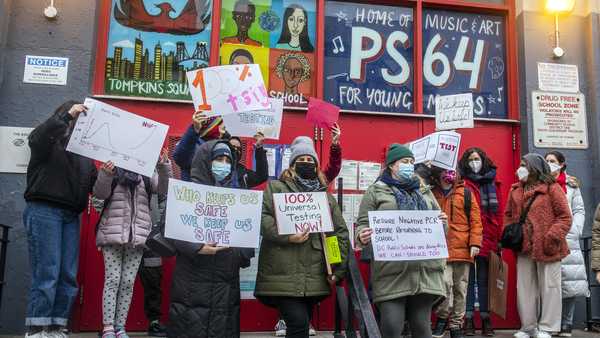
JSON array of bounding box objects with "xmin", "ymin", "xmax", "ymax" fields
[
  {"xmin": 378, "ymin": 294, "xmax": 437, "ymax": 338},
  {"xmin": 139, "ymin": 265, "xmax": 163, "ymax": 322},
  {"xmin": 274, "ymin": 297, "xmax": 320, "ymax": 338}
]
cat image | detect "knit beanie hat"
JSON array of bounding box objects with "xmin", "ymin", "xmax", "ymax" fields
[
  {"xmin": 523, "ymin": 153, "xmax": 550, "ymax": 175},
  {"xmin": 289, "ymin": 136, "xmax": 319, "ymax": 166},
  {"xmin": 212, "ymin": 142, "xmax": 232, "ymax": 160},
  {"xmin": 386, "ymin": 143, "xmax": 414, "ymax": 166}
]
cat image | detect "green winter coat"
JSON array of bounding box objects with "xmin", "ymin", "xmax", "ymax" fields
[
  {"xmin": 356, "ymin": 179, "xmax": 446, "ymax": 304},
  {"xmin": 254, "ymin": 179, "xmax": 349, "ymax": 298}
]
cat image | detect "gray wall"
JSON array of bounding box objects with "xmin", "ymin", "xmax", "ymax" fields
[
  {"xmin": 0, "ymin": 0, "xmax": 97, "ymax": 333},
  {"xmin": 517, "ymin": 10, "xmax": 600, "ymax": 325}
]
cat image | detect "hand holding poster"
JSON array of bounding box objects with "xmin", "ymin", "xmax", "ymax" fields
[
  {"xmin": 66, "ymin": 98, "xmax": 169, "ymax": 177},
  {"xmin": 368, "ymin": 210, "xmax": 448, "ymax": 261},
  {"xmin": 408, "ymin": 131, "xmax": 461, "ymax": 170},
  {"xmin": 273, "ymin": 192, "xmax": 334, "ymax": 234},
  {"xmin": 435, "ymin": 93, "xmax": 474, "ymax": 131},
  {"xmin": 187, "ymin": 64, "xmax": 270, "ymax": 117},
  {"xmin": 222, "ymin": 98, "xmax": 283, "ymax": 139},
  {"xmin": 165, "ymin": 178, "xmax": 263, "ymax": 248}
]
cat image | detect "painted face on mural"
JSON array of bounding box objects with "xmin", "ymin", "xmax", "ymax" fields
[
  {"xmin": 283, "ymin": 58, "xmax": 303, "ymax": 89},
  {"xmin": 288, "ymin": 8, "xmax": 306, "ymax": 38},
  {"xmin": 229, "ymin": 49, "xmax": 255, "ymax": 65},
  {"xmin": 232, "ymin": 1, "xmax": 256, "ymax": 34},
  {"xmin": 275, "ymin": 52, "xmax": 311, "ymax": 95}
]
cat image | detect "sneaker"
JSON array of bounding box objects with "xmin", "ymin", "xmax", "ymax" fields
[
  {"xmin": 558, "ymin": 325, "xmax": 572, "ymax": 337},
  {"xmin": 46, "ymin": 331, "xmax": 68, "ymax": 338},
  {"xmin": 514, "ymin": 331, "xmax": 531, "ymax": 338},
  {"xmin": 25, "ymin": 330, "xmax": 47, "ymax": 338},
  {"xmin": 114, "ymin": 327, "xmax": 129, "ymax": 338},
  {"xmin": 100, "ymin": 330, "xmax": 116, "ymax": 338},
  {"xmin": 481, "ymin": 317, "xmax": 495, "ymax": 337},
  {"xmin": 536, "ymin": 332, "xmax": 551, "ymax": 338},
  {"xmin": 274, "ymin": 320, "xmax": 287, "ymax": 337},
  {"xmin": 432, "ymin": 318, "xmax": 448, "ymax": 338},
  {"xmin": 309, "ymin": 323, "xmax": 317, "ymax": 336},
  {"xmin": 450, "ymin": 328, "xmax": 465, "ymax": 338},
  {"xmin": 464, "ymin": 318, "xmax": 475, "ymax": 336},
  {"xmin": 148, "ymin": 321, "xmax": 167, "ymax": 337}
]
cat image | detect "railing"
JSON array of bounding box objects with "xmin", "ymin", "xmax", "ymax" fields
[
  {"xmin": 0, "ymin": 224, "xmax": 11, "ymax": 326},
  {"xmin": 581, "ymin": 236, "xmax": 600, "ymax": 332}
]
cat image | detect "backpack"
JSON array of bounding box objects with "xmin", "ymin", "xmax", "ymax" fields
[{"xmin": 94, "ymin": 176, "xmax": 153, "ymax": 231}]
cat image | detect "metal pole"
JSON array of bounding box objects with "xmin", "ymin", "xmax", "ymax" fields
[
  {"xmin": 0, "ymin": 224, "xmax": 10, "ymax": 322},
  {"xmin": 334, "ymin": 177, "xmax": 344, "ymax": 337}
]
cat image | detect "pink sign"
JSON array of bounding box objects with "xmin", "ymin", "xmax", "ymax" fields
[{"xmin": 306, "ymin": 98, "xmax": 340, "ymax": 129}]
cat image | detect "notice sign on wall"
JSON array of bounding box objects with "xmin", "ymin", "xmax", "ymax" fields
[
  {"xmin": 368, "ymin": 210, "xmax": 448, "ymax": 261},
  {"xmin": 273, "ymin": 192, "xmax": 334, "ymax": 235},
  {"xmin": 0, "ymin": 126, "xmax": 33, "ymax": 173},
  {"xmin": 537, "ymin": 63, "xmax": 579, "ymax": 93},
  {"xmin": 532, "ymin": 91, "xmax": 588, "ymax": 149},
  {"xmin": 23, "ymin": 55, "xmax": 69, "ymax": 86}
]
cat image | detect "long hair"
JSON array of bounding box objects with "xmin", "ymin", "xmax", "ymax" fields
[
  {"xmin": 229, "ymin": 48, "xmax": 254, "ymax": 64},
  {"xmin": 277, "ymin": 4, "xmax": 314, "ymax": 52},
  {"xmin": 458, "ymin": 147, "xmax": 497, "ymax": 176},
  {"xmin": 523, "ymin": 158, "xmax": 556, "ymax": 185},
  {"xmin": 544, "ymin": 150, "xmax": 567, "ymax": 173},
  {"xmin": 279, "ymin": 166, "xmax": 328, "ymax": 188}
]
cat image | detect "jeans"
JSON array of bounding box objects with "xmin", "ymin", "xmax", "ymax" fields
[
  {"xmin": 274, "ymin": 297, "xmax": 320, "ymax": 338},
  {"xmin": 23, "ymin": 202, "xmax": 80, "ymax": 327},
  {"xmin": 378, "ymin": 294, "xmax": 437, "ymax": 338},
  {"xmin": 466, "ymin": 256, "xmax": 489, "ymax": 318},
  {"xmin": 561, "ymin": 297, "xmax": 576, "ymax": 326}
]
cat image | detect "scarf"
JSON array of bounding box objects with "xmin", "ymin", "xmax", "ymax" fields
[
  {"xmin": 379, "ymin": 171, "xmax": 428, "ymax": 211},
  {"xmin": 464, "ymin": 168, "xmax": 499, "ymax": 213},
  {"xmin": 556, "ymin": 171, "xmax": 567, "ymax": 193},
  {"xmin": 295, "ymin": 176, "xmax": 324, "ymax": 192}
]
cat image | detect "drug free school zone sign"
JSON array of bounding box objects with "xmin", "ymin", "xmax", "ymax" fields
[{"xmin": 273, "ymin": 192, "xmax": 334, "ymax": 235}]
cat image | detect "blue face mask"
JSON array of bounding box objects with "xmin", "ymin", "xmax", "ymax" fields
[
  {"xmin": 212, "ymin": 161, "xmax": 231, "ymax": 181},
  {"xmin": 397, "ymin": 163, "xmax": 414, "ymax": 180}
]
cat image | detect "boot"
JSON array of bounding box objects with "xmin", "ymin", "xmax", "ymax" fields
[
  {"xmin": 432, "ymin": 318, "xmax": 448, "ymax": 338},
  {"xmin": 450, "ymin": 328, "xmax": 465, "ymax": 338},
  {"xmin": 481, "ymin": 317, "xmax": 495, "ymax": 337},
  {"xmin": 464, "ymin": 318, "xmax": 475, "ymax": 336}
]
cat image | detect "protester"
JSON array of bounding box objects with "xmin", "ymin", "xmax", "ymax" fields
[
  {"xmin": 167, "ymin": 141, "xmax": 246, "ymax": 337},
  {"xmin": 173, "ymin": 112, "xmax": 227, "ymax": 181},
  {"xmin": 139, "ymin": 250, "xmax": 167, "ymax": 337},
  {"xmin": 430, "ymin": 167, "xmax": 483, "ymax": 338},
  {"xmin": 228, "ymin": 134, "xmax": 269, "ymax": 188},
  {"xmin": 505, "ymin": 153, "xmax": 572, "ymax": 338},
  {"xmin": 23, "ymin": 101, "xmax": 97, "ymax": 338},
  {"xmin": 255, "ymin": 136, "xmax": 349, "ymax": 338},
  {"xmin": 544, "ymin": 151, "xmax": 589, "ymax": 337},
  {"xmin": 458, "ymin": 147, "xmax": 503, "ymax": 336},
  {"xmin": 355, "ymin": 144, "xmax": 448, "ymax": 338}
]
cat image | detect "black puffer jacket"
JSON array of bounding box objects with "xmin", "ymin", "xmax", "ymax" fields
[
  {"xmin": 24, "ymin": 110, "xmax": 97, "ymax": 212},
  {"xmin": 168, "ymin": 140, "xmax": 244, "ymax": 338}
]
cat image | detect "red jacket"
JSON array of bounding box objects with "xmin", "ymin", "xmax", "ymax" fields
[
  {"xmin": 503, "ymin": 182, "xmax": 572, "ymax": 262},
  {"xmin": 464, "ymin": 178, "xmax": 504, "ymax": 258},
  {"xmin": 324, "ymin": 144, "xmax": 342, "ymax": 183}
]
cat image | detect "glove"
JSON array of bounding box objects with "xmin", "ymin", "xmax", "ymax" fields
[{"xmin": 470, "ymin": 246, "xmax": 480, "ymax": 258}]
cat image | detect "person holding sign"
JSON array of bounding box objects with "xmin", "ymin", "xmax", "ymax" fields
[
  {"xmin": 255, "ymin": 136, "xmax": 349, "ymax": 338},
  {"xmin": 167, "ymin": 140, "xmax": 248, "ymax": 338},
  {"xmin": 428, "ymin": 167, "xmax": 483, "ymax": 338},
  {"xmin": 23, "ymin": 101, "xmax": 97, "ymax": 338},
  {"xmin": 505, "ymin": 154, "xmax": 571, "ymax": 338},
  {"xmin": 355, "ymin": 144, "xmax": 448, "ymax": 338},
  {"xmin": 229, "ymin": 134, "xmax": 269, "ymax": 188}
]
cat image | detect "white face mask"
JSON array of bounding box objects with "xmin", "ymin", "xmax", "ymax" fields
[
  {"xmin": 469, "ymin": 160, "xmax": 482, "ymax": 174},
  {"xmin": 517, "ymin": 167, "xmax": 529, "ymax": 181},
  {"xmin": 548, "ymin": 162, "xmax": 561, "ymax": 174}
]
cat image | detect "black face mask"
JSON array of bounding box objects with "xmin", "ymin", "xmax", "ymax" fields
[{"xmin": 295, "ymin": 162, "xmax": 318, "ymax": 180}]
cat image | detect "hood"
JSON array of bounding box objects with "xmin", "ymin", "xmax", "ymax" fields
[{"xmin": 190, "ymin": 139, "xmax": 239, "ymax": 187}]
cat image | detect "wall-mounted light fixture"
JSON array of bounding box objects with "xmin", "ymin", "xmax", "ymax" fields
[
  {"xmin": 44, "ymin": 0, "xmax": 58, "ymax": 20},
  {"xmin": 545, "ymin": 0, "xmax": 576, "ymax": 58}
]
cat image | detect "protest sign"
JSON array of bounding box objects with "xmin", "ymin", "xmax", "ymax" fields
[
  {"xmin": 306, "ymin": 97, "xmax": 340, "ymax": 129},
  {"xmin": 222, "ymin": 98, "xmax": 283, "ymax": 140},
  {"xmin": 435, "ymin": 93, "xmax": 474, "ymax": 131},
  {"xmin": 325, "ymin": 236, "xmax": 342, "ymax": 264},
  {"xmin": 368, "ymin": 210, "xmax": 448, "ymax": 261},
  {"xmin": 66, "ymin": 98, "xmax": 169, "ymax": 177},
  {"xmin": 408, "ymin": 131, "xmax": 461, "ymax": 170},
  {"xmin": 187, "ymin": 64, "xmax": 270, "ymax": 117},
  {"xmin": 273, "ymin": 192, "xmax": 334, "ymax": 235},
  {"xmin": 164, "ymin": 178, "xmax": 263, "ymax": 248}
]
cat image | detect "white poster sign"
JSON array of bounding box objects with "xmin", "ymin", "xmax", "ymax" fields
[
  {"xmin": 222, "ymin": 98, "xmax": 283, "ymax": 139},
  {"xmin": 0, "ymin": 126, "xmax": 33, "ymax": 173},
  {"xmin": 435, "ymin": 93, "xmax": 474, "ymax": 131},
  {"xmin": 408, "ymin": 131, "xmax": 462, "ymax": 170},
  {"xmin": 334, "ymin": 160, "xmax": 359, "ymax": 191},
  {"xmin": 165, "ymin": 179, "xmax": 263, "ymax": 248},
  {"xmin": 273, "ymin": 192, "xmax": 334, "ymax": 234},
  {"xmin": 358, "ymin": 162, "xmax": 382, "ymax": 191},
  {"xmin": 537, "ymin": 63, "xmax": 579, "ymax": 93},
  {"xmin": 532, "ymin": 91, "xmax": 588, "ymax": 149},
  {"xmin": 369, "ymin": 210, "xmax": 448, "ymax": 261},
  {"xmin": 23, "ymin": 55, "xmax": 69, "ymax": 86},
  {"xmin": 66, "ymin": 98, "xmax": 169, "ymax": 177},
  {"xmin": 187, "ymin": 64, "xmax": 270, "ymax": 117}
]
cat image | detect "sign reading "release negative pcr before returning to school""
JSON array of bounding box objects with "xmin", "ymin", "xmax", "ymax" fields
[{"xmin": 273, "ymin": 192, "xmax": 334, "ymax": 235}]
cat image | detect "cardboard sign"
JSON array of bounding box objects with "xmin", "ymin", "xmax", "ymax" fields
[
  {"xmin": 532, "ymin": 91, "xmax": 588, "ymax": 149},
  {"xmin": 408, "ymin": 131, "xmax": 461, "ymax": 170},
  {"xmin": 66, "ymin": 98, "xmax": 169, "ymax": 177},
  {"xmin": 306, "ymin": 97, "xmax": 340, "ymax": 129},
  {"xmin": 187, "ymin": 64, "xmax": 270, "ymax": 117},
  {"xmin": 164, "ymin": 179, "xmax": 263, "ymax": 248},
  {"xmin": 222, "ymin": 98, "xmax": 283, "ymax": 140},
  {"xmin": 435, "ymin": 93, "xmax": 474, "ymax": 131},
  {"xmin": 368, "ymin": 210, "xmax": 448, "ymax": 261},
  {"xmin": 325, "ymin": 236, "xmax": 342, "ymax": 264},
  {"xmin": 273, "ymin": 192, "xmax": 334, "ymax": 234}
]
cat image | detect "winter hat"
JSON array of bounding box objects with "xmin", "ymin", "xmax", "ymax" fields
[
  {"xmin": 386, "ymin": 143, "xmax": 414, "ymax": 166},
  {"xmin": 200, "ymin": 117, "xmax": 224, "ymax": 140},
  {"xmin": 212, "ymin": 142, "xmax": 232, "ymax": 160},
  {"xmin": 523, "ymin": 153, "xmax": 550, "ymax": 175},
  {"xmin": 289, "ymin": 136, "xmax": 319, "ymax": 166}
]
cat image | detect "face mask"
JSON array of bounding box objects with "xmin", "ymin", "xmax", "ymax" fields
[
  {"xmin": 517, "ymin": 167, "xmax": 529, "ymax": 182},
  {"xmin": 548, "ymin": 162, "xmax": 561, "ymax": 174},
  {"xmin": 397, "ymin": 163, "xmax": 414, "ymax": 180},
  {"xmin": 442, "ymin": 170, "xmax": 457, "ymax": 184},
  {"xmin": 295, "ymin": 162, "xmax": 318, "ymax": 180},
  {"xmin": 212, "ymin": 161, "xmax": 231, "ymax": 181},
  {"xmin": 469, "ymin": 160, "xmax": 482, "ymax": 174}
]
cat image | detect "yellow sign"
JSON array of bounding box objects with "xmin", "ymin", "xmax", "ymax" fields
[{"xmin": 325, "ymin": 236, "xmax": 342, "ymax": 265}]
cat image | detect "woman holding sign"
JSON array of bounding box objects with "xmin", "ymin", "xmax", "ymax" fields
[
  {"xmin": 255, "ymin": 136, "xmax": 349, "ymax": 338},
  {"xmin": 356, "ymin": 144, "xmax": 447, "ymax": 338}
]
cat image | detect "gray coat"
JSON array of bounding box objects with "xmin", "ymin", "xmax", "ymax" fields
[
  {"xmin": 561, "ymin": 178, "xmax": 590, "ymax": 298},
  {"xmin": 93, "ymin": 162, "xmax": 171, "ymax": 247}
]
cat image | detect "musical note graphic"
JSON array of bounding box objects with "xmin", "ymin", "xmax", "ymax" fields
[
  {"xmin": 497, "ymin": 87, "xmax": 504, "ymax": 103},
  {"xmin": 332, "ymin": 36, "xmax": 345, "ymax": 54}
]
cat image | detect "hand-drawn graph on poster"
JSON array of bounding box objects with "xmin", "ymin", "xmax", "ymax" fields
[
  {"xmin": 324, "ymin": 2, "xmax": 414, "ymax": 113},
  {"xmin": 103, "ymin": 0, "xmax": 213, "ymax": 101},
  {"xmin": 422, "ymin": 10, "xmax": 507, "ymax": 119}
]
